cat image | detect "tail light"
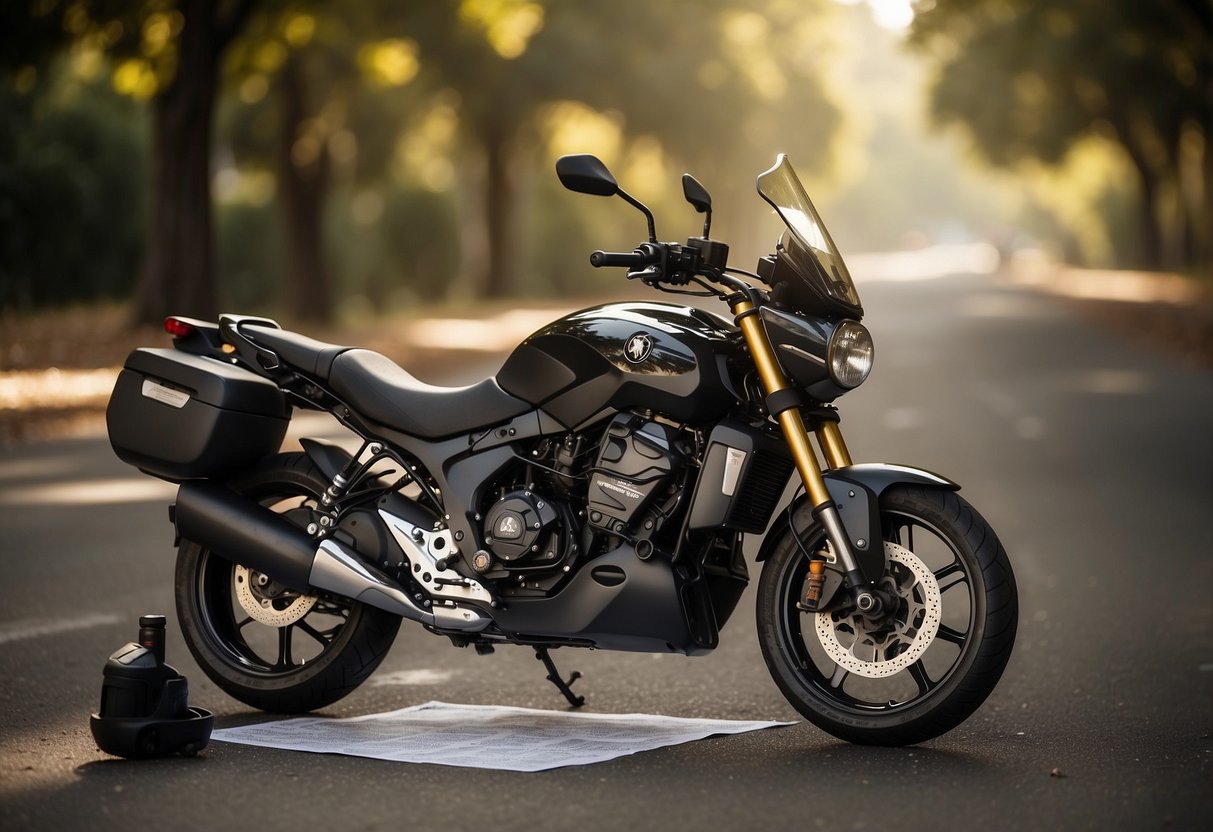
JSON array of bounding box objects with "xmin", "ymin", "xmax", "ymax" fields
[{"xmin": 164, "ymin": 317, "xmax": 196, "ymax": 338}]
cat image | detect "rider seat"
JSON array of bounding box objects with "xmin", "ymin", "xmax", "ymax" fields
[{"xmin": 327, "ymin": 349, "xmax": 531, "ymax": 439}]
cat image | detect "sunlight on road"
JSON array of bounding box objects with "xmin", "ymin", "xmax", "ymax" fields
[
  {"xmin": 0, "ymin": 613, "xmax": 121, "ymax": 645},
  {"xmin": 371, "ymin": 669, "xmax": 458, "ymax": 687},
  {"xmin": 0, "ymin": 367, "xmax": 117, "ymax": 411},
  {"xmin": 0, "ymin": 478, "xmax": 175, "ymax": 506},
  {"xmin": 847, "ymin": 243, "xmax": 1001, "ymax": 282},
  {"xmin": 1009, "ymin": 263, "xmax": 1202, "ymax": 304}
]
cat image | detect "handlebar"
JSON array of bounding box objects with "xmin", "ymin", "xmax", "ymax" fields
[
  {"xmin": 589, "ymin": 247, "xmax": 660, "ymax": 269},
  {"xmin": 587, "ymin": 237, "xmax": 756, "ymax": 301}
]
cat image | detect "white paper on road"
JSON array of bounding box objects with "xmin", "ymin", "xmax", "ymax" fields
[{"xmin": 211, "ymin": 701, "xmax": 794, "ymax": 771}]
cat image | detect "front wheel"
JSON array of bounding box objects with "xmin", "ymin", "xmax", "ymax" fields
[
  {"xmin": 757, "ymin": 485, "xmax": 1017, "ymax": 745},
  {"xmin": 175, "ymin": 453, "xmax": 401, "ymax": 713}
]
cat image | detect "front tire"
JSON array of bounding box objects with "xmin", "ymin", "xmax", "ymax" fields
[
  {"xmin": 756, "ymin": 485, "xmax": 1017, "ymax": 745},
  {"xmin": 175, "ymin": 453, "xmax": 401, "ymax": 713}
]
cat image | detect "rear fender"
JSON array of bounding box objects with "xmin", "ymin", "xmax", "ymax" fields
[
  {"xmin": 755, "ymin": 463, "xmax": 959, "ymax": 565},
  {"xmin": 300, "ymin": 437, "xmax": 439, "ymax": 564},
  {"xmin": 300, "ymin": 437, "xmax": 353, "ymax": 483},
  {"xmin": 300, "ymin": 436, "xmax": 433, "ymax": 521}
]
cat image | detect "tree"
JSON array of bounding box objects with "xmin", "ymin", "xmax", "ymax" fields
[
  {"xmin": 221, "ymin": 6, "xmax": 422, "ymax": 323},
  {"xmin": 399, "ymin": 0, "xmax": 842, "ymax": 296},
  {"xmin": 910, "ymin": 0, "xmax": 1212, "ymax": 272},
  {"xmin": 135, "ymin": 0, "xmax": 257, "ymax": 323},
  {"xmin": 0, "ymin": 75, "xmax": 148, "ymax": 310},
  {"xmin": 3, "ymin": 0, "xmax": 258, "ymax": 323}
]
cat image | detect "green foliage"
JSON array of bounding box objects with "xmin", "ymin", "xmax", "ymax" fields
[
  {"xmin": 3, "ymin": 0, "xmax": 854, "ymax": 315},
  {"xmin": 312, "ymin": 186, "xmax": 461, "ymax": 316},
  {"xmin": 0, "ymin": 78, "xmax": 147, "ymax": 310},
  {"xmin": 524, "ymin": 172, "xmax": 643, "ymax": 297},
  {"xmin": 378, "ymin": 186, "xmax": 460, "ymax": 298},
  {"xmin": 911, "ymin": 0, "xmax": 1213, "ymax": 270},
  {"xmin": 217, "ymin": 199, "xmax": 281, "ymax": 310}
]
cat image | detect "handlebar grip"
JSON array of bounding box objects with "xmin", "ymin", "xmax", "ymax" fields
[{"xmin": 590, "ymin": 250, "xmax": 647, "ymax": 268}]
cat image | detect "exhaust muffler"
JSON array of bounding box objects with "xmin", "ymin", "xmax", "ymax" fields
[
  {"xmin": 174, "ymin": 481, "xmax": 316, "ymax": 591},
  {"xmin": 173, "ymin": 482, "xmax": 487, "ymax": 631}
]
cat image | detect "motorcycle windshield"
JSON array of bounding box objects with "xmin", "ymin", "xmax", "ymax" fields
[{"xmin": 756, "ymin": 155, "xmax": 861, "ymax": 311}]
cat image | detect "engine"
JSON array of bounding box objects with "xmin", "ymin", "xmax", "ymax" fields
[
  {"xmin": 482, "ymin": 489, "xmax": 562, "ymax": 566},
  {"xmin": 474, "ymin": 413, "xmax": 691, "ymax": 593},
  {"xmin": 586, "ymin": 414, "xmax": 684, "ymax": 537}
]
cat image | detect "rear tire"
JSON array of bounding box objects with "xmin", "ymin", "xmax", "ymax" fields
[
  {"xmin": 757, "ymin": 485, "xmax": 1017, "ymax": 745},
  {"xmin": 175, "ymin": 453, "xmax": 401, "ymax": 713}
]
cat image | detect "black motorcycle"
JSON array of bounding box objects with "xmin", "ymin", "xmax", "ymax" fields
[{"xmin": 107, "ymin": 154, "xmax": 1017, "ymax": 745}]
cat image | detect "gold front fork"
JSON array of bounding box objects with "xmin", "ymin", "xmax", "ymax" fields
[
  {"xmin": 731, "ymin": 299, "xmax": 846, "ymax": 506},
  {"xmin": 734, "ymin": 297, "xmax": 876, "ymax": 605},
  {"xmin": 816, "ymin": 420, "xmax": 852, "ymax": 470},
  {"xmin": 733, "ymin": 297, "xmax": 878, "ymax": 609}
]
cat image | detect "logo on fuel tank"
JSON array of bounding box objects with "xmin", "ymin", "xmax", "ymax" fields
[{"xmin": 624, "ymin": 332, "xmax": 653, "ymax": 364}]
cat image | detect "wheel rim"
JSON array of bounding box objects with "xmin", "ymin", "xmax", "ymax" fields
[
  {"xmin": 189, "ymin": 488, "xmax": 356, "ymax": 677},
  {"xmin": 774, "ymin": 509, "xmax": 980, "ymax": 715}
]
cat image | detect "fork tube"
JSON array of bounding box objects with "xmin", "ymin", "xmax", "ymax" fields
[
  {"xmin": 734, "ymin": 297, "xmax": 877, "ymax": 605},
  {"xmin": 732, "ymin": 299, "xmax": 831, "ymax": 508},
  {"xmin": 816, "ymin": 421, "xmax": 853, "ymax": 470}
]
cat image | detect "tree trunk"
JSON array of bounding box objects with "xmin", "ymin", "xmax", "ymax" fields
[
  {"xmin": 130, "ymin": 0, "xmax": 255, "ymax": 326},
  {"xmin": 481, "ymin": 118, "xmax": 517, "ymax": 298},
  {"xmin": 1122, "ymin": 140, "xmax": 1164, "ymax": 270},
  {"xmin": 132, "ymin": 2, "xmax": 220, "ymax": 324},
  {"xmin": 278, "ymin": 55, "xmax": 332, "ymax": 323}
]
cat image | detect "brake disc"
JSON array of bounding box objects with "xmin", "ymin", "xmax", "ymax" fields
[
  {"xmin": 815, "ymin": 541, "xmax": 942, "ymax": 679},
  {"xmin": 234, "ymin": 564, "xmax": 317, "ymax": 627}
]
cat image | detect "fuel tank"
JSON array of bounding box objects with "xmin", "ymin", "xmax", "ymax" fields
[{"xmin": 496, "ymin": 302, "xmax": 741, "ymax": 427}]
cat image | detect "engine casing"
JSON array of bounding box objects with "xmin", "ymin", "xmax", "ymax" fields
[
  {"xmin": 483, "ymin": 489, "xmax": 561, "ymax": 564},
  {"xmin": 586, "ymin": 413, "xmax": 682, "ymax": 535}
]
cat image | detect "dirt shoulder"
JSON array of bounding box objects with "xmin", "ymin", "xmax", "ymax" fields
[
  {"xmin": 1003, "ymin": 261, "xmax": 1213, "ymax": 371},
  {"xmin": 0, "ymin": 298, "xmax": 601, "ymax": 448}
]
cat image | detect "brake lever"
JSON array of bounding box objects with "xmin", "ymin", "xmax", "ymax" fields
[{"xmin": 627, "ymin": 266, "xmax": 663, "ymax": 285}]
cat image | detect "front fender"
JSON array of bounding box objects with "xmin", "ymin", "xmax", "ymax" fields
[
  {"xmin": 828, "ymin": 463, "xmax": 959, "ymax": 499},
  {"xmin": 755, "ymin": 463, "xmax": 959, "ymax": 565}
]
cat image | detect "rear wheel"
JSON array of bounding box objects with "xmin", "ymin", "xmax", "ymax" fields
[
  {"xmin": 756, "ymin": 486, "xmax": 1017, "ymax": 745},
  {"xmin": 175, "ymin": 453, "xmax": 400, "ymax": 713}
]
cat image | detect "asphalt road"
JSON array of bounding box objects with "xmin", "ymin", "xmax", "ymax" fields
[{"xmin": 1, "ymin": 270, "xmax": 1210, "ymax": 831}]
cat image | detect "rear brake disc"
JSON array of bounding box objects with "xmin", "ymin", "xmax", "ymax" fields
[{"xmin": 234, "ymin": 564, "xmax": 317, "ymax": 627}]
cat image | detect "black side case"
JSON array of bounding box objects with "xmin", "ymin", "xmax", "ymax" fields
[{"xmin": 107, "ymin": 348, "xmax": 289, "ymax": 481}]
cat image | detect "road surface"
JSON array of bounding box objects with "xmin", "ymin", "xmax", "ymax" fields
[{"xmin": 1, "ymin": 269, "xmax": 1210, "ymax": 830}]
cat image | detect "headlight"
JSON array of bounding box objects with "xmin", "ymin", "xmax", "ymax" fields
[{"xmin": 827, "ymin": 320, "xmax": 874, "ymax": 389}]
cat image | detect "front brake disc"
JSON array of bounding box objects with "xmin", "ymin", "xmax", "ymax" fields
[{"xmin": 814, "ymin": 541, "xmax": 942, "ymax": 678}]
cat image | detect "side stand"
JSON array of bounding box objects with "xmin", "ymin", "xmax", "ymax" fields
[{"xmin": 534, "ymin": 647, "xmax": 585, "ymax": 708}]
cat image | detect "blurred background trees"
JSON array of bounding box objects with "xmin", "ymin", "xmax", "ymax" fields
[
  {"xmin": 910, "ymin": 0, "xmax": 1212, "ymax": 272},
  {"xmin": 2, "ymin": 0, "xmax": 1209, "ymax": 325}
]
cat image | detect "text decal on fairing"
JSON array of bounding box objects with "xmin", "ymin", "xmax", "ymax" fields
[{"xmin": 599, "ymin": 479, "xmax": 644, "ymax": 501}]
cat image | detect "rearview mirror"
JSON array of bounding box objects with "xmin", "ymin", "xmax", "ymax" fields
[
  {"xmin": 555, "ymin": 154, "xmax": 619, "ymax": 197},
  {"xmin": 682, "ymin": 173, "xmax": 713, "ymax": 237},
  {"xmin": 681, "ymin": 174, "xmax": 712, "ymax": 214}
]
